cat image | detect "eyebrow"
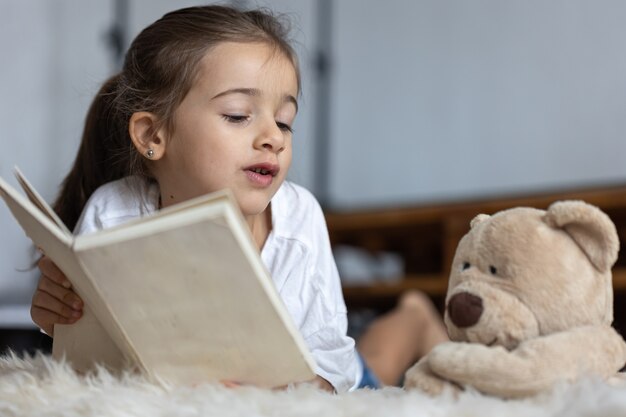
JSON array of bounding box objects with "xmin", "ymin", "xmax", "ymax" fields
[{"xmin": 211, "ymin": 88, "xmax": 298, "ymax": 112}]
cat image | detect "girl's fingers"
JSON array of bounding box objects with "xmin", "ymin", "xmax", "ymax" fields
[
  {"xmin": 37, "ymin": 256, "xmax": 72, "ymax": 288},
  {"xmin": 31, "ymin": 290, "xmax": 82, "ymax": 321},
  {"xmin": 220, "ymin": 380, "xmax": 242, "ymax": 388},
  {"xmin": 32, "ymin": 257, "xmax": 81, "ymax": 335},
  {"xmin": 30, "ymin": 305, "xmax": 76, "ymax": 337},
  {"xmin": 38, "ymin": 275, "xmax": 83, "ymax": 311}
]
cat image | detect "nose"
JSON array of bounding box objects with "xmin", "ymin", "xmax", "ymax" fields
[
  {"xmin": 254, "ymin": 117, "xmax": 285, "ymax": 154},
  {"xmin": 447, "ymin": 292, "xmax": 483, "ymax": 328}
]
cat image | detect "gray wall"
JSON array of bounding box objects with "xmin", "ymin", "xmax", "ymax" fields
[
  {"xmin": 0, "ymin": 1, "xmax": 113, "ymax": 317},
  {"xmin": 2, "ymin": 1, "xmax": 626, "ymax": 321},
  {"xmin": 329, "ymin": 0, "xmax": 626, "ymax": 208}
]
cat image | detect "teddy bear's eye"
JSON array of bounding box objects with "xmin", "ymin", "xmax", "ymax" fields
[
  {"xmin": 462, "ymin": 262, "xmax": 471, "ymax": 271},
  {"xmin": 489, "ymin": 265, "xmax": 498, "ymax": 275}
]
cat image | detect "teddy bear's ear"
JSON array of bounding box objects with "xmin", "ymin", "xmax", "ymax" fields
[
  {"xmin": 543, "ymin": 200, "xmax": 619, "ymax": 272},
  {"xmin": 470, "ymin": 214, "xmax": 490, "ymax": 229}
]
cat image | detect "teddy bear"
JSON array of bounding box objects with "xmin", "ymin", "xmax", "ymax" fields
[{"xmin": 404, "ymin": 200, "xmax": 626, "ymax": 398}]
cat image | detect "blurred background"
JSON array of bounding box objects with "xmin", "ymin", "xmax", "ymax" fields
[{"xmin": 2, "ymin": 0, "xmax": 626, "ymax": 351}]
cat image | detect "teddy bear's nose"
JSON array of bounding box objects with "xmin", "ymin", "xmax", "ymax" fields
[{"xmin": 447, "ymin": 292, "xmax": 483, "ymax": 328}]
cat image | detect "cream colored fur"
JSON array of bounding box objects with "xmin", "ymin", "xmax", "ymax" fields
[
  {"xmin": 2, "ymin": 353, "xmax": 626, "ymax": 416},
  {"xmin": 404, "ymin": 200, "xmax": 626, "ymax": 398}
]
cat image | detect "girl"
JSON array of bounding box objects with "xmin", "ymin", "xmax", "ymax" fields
[{"xmin": 31, "ymin": 5, "xmax": 447, "ymax": 392}]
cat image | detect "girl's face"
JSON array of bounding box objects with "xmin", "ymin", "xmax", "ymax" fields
[{"xmin": 155, "ymin": 42, "xmax": 298, "ymax": 216}]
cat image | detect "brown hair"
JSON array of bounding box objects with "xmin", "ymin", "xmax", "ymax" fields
[{"xmin": 53, "ymin": 5, "xmax": 300, "ymax": 231}]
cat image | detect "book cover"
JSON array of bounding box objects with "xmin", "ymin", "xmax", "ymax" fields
[{"xmin": 0, "ymin": 169, "xmax": 316, "ymax": 387}]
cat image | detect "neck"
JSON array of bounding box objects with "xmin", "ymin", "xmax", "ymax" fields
[{"xmin": 246, "ymin": 207, "xmax": 272, "ymax": 251}]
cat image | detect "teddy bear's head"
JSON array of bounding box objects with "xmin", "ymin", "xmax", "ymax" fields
[{"xmin": 444, "ymin": 200, "xmax": 619, "ymax": 350}]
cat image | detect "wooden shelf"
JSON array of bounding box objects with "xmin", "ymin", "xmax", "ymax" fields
[
  {"xmin": 326, "ymin": 183, "xmax": 626, "ymax": 231},
  {"xmin": 612, "ymin": 269, "xmax": 626, "ymax": 290},
  {"xmin": 341, "ymin": 275, "xmax": 446, "ymax": 310},
  {"xmin": 325, "ymin": 184, "xmax": 626, "ymax": 311},
  {"xmin": 342, "ymin": 269, "xmax": 626, "ymax": 310}
]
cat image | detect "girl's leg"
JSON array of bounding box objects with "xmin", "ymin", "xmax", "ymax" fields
[{"xmin": 356, "ymin": 291, "xmax": 448, "ymax": 386}]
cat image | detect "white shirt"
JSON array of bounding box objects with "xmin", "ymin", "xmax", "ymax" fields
[{"xmin": 74, "ymin": 176, "xmax": 361, "ymax": 392}]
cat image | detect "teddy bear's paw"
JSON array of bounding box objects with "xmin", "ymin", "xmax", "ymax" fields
[
  {"xmin": 403, "ymin": 358, "xmax": 462, "ymax": 397},
  {"xmin": 607, "ymin": 372, "xmax": 626, "ymax": 387}
]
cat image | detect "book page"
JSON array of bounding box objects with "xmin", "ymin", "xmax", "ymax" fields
[
  {"xmin": 13, "ymin": 167, "xmax": 71, "ymax": 236},
  {"xmin": 0, "ymin": 176, "xmax": 137, "ymax": 369},
  {"xmin": 73, "ymin": 199, "xmax": 316, "ymax": 387},
  {"xmin": 0, "ymin": 177, "xmax": 72, "ymax": 250},
  {"xmin": 53, "ymin": 304, "xmax": 127, "ymax": 372}
]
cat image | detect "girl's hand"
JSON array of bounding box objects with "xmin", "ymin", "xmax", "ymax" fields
[
  {"xmin": 220, "ymin": 380, "xmax": 242, "ymax": 389},
  {"xmin": 30, "ymin": 256, "xmax": 83, "ymax": 336},
  {"xmin": 219, "ymin": 376, "xmax": 333, "ymax": 392},
  {"xmin": 312, "ymin": 375, "xmax": 334, "ymax": 392},
  {"xmin": 273, "ymin": 376, "xmax": 334, "ymax": 392}
]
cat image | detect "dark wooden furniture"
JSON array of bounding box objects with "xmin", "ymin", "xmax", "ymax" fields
[{"xmin": 325, "ymin": 184, "xmax": 626, "ymax": 334}]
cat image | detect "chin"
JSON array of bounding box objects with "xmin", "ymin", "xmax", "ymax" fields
[{"xmin": 238, "ymin": 199, "xmax": 271, "ymax": 217}]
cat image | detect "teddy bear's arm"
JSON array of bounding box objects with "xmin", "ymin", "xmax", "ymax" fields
[
  {"xmin": 428, "ymin": 326, "xmax": 626, "ymax": 398},
  {"xmin": 404, "ymin": 357, "xmax": 462, "ymax": 396}
]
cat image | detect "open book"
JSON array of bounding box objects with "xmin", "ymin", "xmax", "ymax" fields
[{"xmin": 0, "ymin": 168, "xmax": 316, "ymax": 387}]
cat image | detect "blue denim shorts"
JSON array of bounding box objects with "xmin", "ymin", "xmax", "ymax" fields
[{"xmin": 357, "ymin": 353, "xmax": 381, "ymax": 389}]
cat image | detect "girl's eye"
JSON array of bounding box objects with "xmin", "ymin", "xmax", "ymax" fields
[
  {"xmin": 222, "ymin": 114, "xmax": 249, "ymax": 124},
  {"xmin": 276, "ymin": 121, "xmax": 293, "ymax": 133},
  {"xmin": 462, "ymin": 262, "xmax": 470, "ymax": 271}
]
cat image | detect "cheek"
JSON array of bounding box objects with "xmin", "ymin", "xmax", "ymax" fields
[
  {"xmin": 281, "ymin": 142, "xmax": 293, "ymax": 170},
  {"xmin": 171, "ymin": 149, "xmax": 229, "ymax": 189},
  {"xmin": 184, "ymin": 135, "xmax": 235, "ymax": 166},
  {"xmin": 283, "ymin": 151, "xmax": 292, "ymax": 172}
]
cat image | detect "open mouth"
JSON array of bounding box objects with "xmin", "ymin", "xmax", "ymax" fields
[
  {"xmin": 244, "ymin": 163, "xmax": 279, "ymax": 187},
  {"xmin": 245, "ymin": 163, "xmax": 279, "ymax": 177},
  {"xmin": 249, "ymin": 168, "xmax": 273, "ymax": 175}
]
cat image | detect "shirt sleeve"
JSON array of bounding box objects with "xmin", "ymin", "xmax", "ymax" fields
[
  {"xmin": 304, "ymin": 311, "xmax": 360, "ymax": 392},
  {"xmin": 298, "ymin": 195, "xmax": 361, "ymax": 392},
  {"xmin": 73, "ymin": 197, "xmax": 103, "ymax": 235},
  {"xmin": 72, "ymin": 177, "xmax": 158, "ymax": 235}
]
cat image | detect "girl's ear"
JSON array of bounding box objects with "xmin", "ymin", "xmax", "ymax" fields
[{"xmin": 129, "ymin": 111, "xmax": 167, "ymax": 160}]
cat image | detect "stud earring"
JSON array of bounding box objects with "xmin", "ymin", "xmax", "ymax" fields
[{"xmin": 146, "ymin": 149, "xmax": 154, "ymax": 159}]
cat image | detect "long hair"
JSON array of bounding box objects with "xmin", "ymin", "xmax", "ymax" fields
[{"xmin": 53, "ymin": 5, "xmax": 300, "ymax": 231}]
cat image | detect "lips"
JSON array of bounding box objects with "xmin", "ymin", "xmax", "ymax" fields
[
  {"xmin": 243, "ymin": 162, "xmax": 280, "ymax": 187},
  {"xmin": 244, "ymin": 163, "xmax": 280, "ymax": 177}
]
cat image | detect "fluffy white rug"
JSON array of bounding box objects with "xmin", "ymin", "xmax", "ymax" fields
[{"xmin": 1, "ymin": 353, "xmax": 625, "ymax": 417}]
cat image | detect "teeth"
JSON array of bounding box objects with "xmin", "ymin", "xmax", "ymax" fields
[{"xmin": 253, "ymin": 168, "xmax": 269, "ymax": 175}]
